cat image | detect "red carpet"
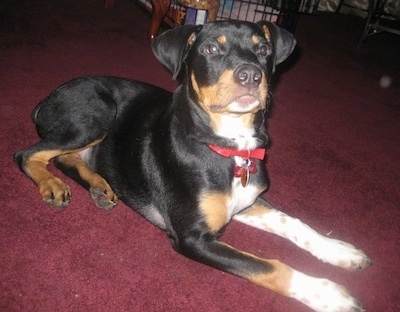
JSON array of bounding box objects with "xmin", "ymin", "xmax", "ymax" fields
[{"xmin": 1, "ymin": 1, "xmax": 399, "ymax": 311}]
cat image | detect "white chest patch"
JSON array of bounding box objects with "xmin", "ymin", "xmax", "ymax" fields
[
  {"xmin": 226, "ymin": 157, "xmax": 263, "ymax": 220},
  {"xmin": 227, "ymin": 181, "xmax": 260, "ymax": 218},
  {"xmin": 216, "ymin": 115, "xmax": 258, "ymax": 150}
]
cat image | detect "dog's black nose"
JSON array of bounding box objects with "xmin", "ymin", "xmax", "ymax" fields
[{"xmin": 234, "ymin": 65, "xmax": 262, "ymax": 87}]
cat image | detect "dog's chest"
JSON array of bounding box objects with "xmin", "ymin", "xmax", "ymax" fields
[
  {"xmin": 227, "ymin": 182, "xmax": 260, "ymax": 218},
  {"xmin": 216, "ymin": 115, "xmax": 258, "ymax": 150},
  {"xmin": 226, "ymin": 157, "xmax": 263, "ymax": 218}
]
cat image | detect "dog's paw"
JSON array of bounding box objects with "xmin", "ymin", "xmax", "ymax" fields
[
  {"xmin": 289, "ymin": 271, "xmax": 364, "ymax": 312},
  {"xmin": 39, "ymin": 177, "xmax": 71, "ymax": 207},
  {"xmin": 309, "ymin": 237, "xmax": 371, "ymax": 271},
  {"xmin": 90, "ymin": 187, "xmax": 118, "ymax": 210}
]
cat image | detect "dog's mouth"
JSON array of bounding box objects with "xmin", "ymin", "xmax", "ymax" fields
[{"xmin": 227, "ymin": 94, "xmax": 263, "ymax": 113}]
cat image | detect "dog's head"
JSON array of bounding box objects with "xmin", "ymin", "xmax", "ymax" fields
[
  {"xmin": 152, "ymin": 21, "xmax": 296, "ymax": 148},
  {"xmin": 152, "ymin": 21, "xmax": 295, "ymax": 77}
]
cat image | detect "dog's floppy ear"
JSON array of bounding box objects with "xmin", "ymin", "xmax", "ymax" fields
[
  {"xmin": 152, "ymin": 25, "xmax": 202, "ymax": 80},
  {"xmin": 257, "ymin": 21, "xmax": 297, "ymax": 68}
]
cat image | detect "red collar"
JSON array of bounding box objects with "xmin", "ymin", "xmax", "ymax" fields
[{"xmin": 208, "ymin": 144, "xmax": 266, "ymax": 160}]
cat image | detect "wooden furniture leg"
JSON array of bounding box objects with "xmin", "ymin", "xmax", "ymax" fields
[
  {"xmin": 105, "ymin": 0, "xmax": 170, "ymax": 40},
  {"xmin": 149, "ymin": 0, "xmax": 171, "ymax": 40}
]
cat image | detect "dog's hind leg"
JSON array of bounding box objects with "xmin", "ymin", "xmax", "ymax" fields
[
  {"xmin": 14, "ymin": 138, "xmax": 108, "ymax": 208},
  {"xmin": 15, "ymin": 77, "xmax": 119, "ymax": 207},
  {"xmin": 54, "ymin": 151, "xmax": 118, "ymax": 210},
  {"xmin": 14, "ymin": 147, "xmax": 73, "ymax": 207}
]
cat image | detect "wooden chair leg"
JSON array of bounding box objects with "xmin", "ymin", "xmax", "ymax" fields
[{"xmin": 149, "ymin": 0, "xmax": 171, "ymax": 40}]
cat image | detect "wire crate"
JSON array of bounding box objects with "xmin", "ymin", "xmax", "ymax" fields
[{"xmin": 138, "ymin": 0, "xmax": 312, "ymax": 34}]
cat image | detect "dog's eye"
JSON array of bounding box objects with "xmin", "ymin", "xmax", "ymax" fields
[
  {"xmin": 258, "ymin": 45, "xmax": 271, "ymax": 57},
  {"xmin": 205, "ymin": 44, "xmax": 220, "ymax": 55}
]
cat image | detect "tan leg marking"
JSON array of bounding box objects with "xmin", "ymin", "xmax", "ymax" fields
[
  {"xmin": 24, "ymin": 150, "xmax": 72, "ymax": 207},
  {"xmin": 23, "ymin": 138, "xmax": 106, "ymax": 207},
  {"xmin": 247, "ymin": 258, "xmax": 293, "ymax": 296},
  {"xmin": 56, "ymin": 153, "xmax": 118, "ymax": 209},
  {"xmin": 237, "ymin": 200, "xmax": 274, "ymax": 217},
  {"xmin": 217, "ymin": 241, "xmax": 294, "ymax": 296},
  {"xmin": 199, "ymin": 192, "xmax": 229, "ymax": 233}
]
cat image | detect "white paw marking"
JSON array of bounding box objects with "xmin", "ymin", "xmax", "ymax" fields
[
  {"xmin": 307, "ymin": 236, "xmax": 371, "ymax": 271},
  {"xmin": 289, "ymin": 271, "xmax": 364, "ymax": 312},
  {"xmin": 234, "ymin": 209, "xmax": 371, "ymax": 270}
]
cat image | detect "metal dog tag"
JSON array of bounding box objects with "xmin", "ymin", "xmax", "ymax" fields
[{"xmin": 240, "ymin": 162, "xmax": 250, "ymax": 187}]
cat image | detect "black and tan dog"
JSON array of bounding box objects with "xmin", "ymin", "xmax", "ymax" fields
[{"xmin": 15, "ymin": 21, "xmax": 370, "ymax": 311}]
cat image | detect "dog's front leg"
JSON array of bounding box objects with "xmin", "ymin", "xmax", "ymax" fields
[
  {"xmin": 233, "ymin": 198, "xmax": 371, "ymax": 271},
  {"xmin": 171, "ymin": 227, "xmax": 364, "ymax": 312}
]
